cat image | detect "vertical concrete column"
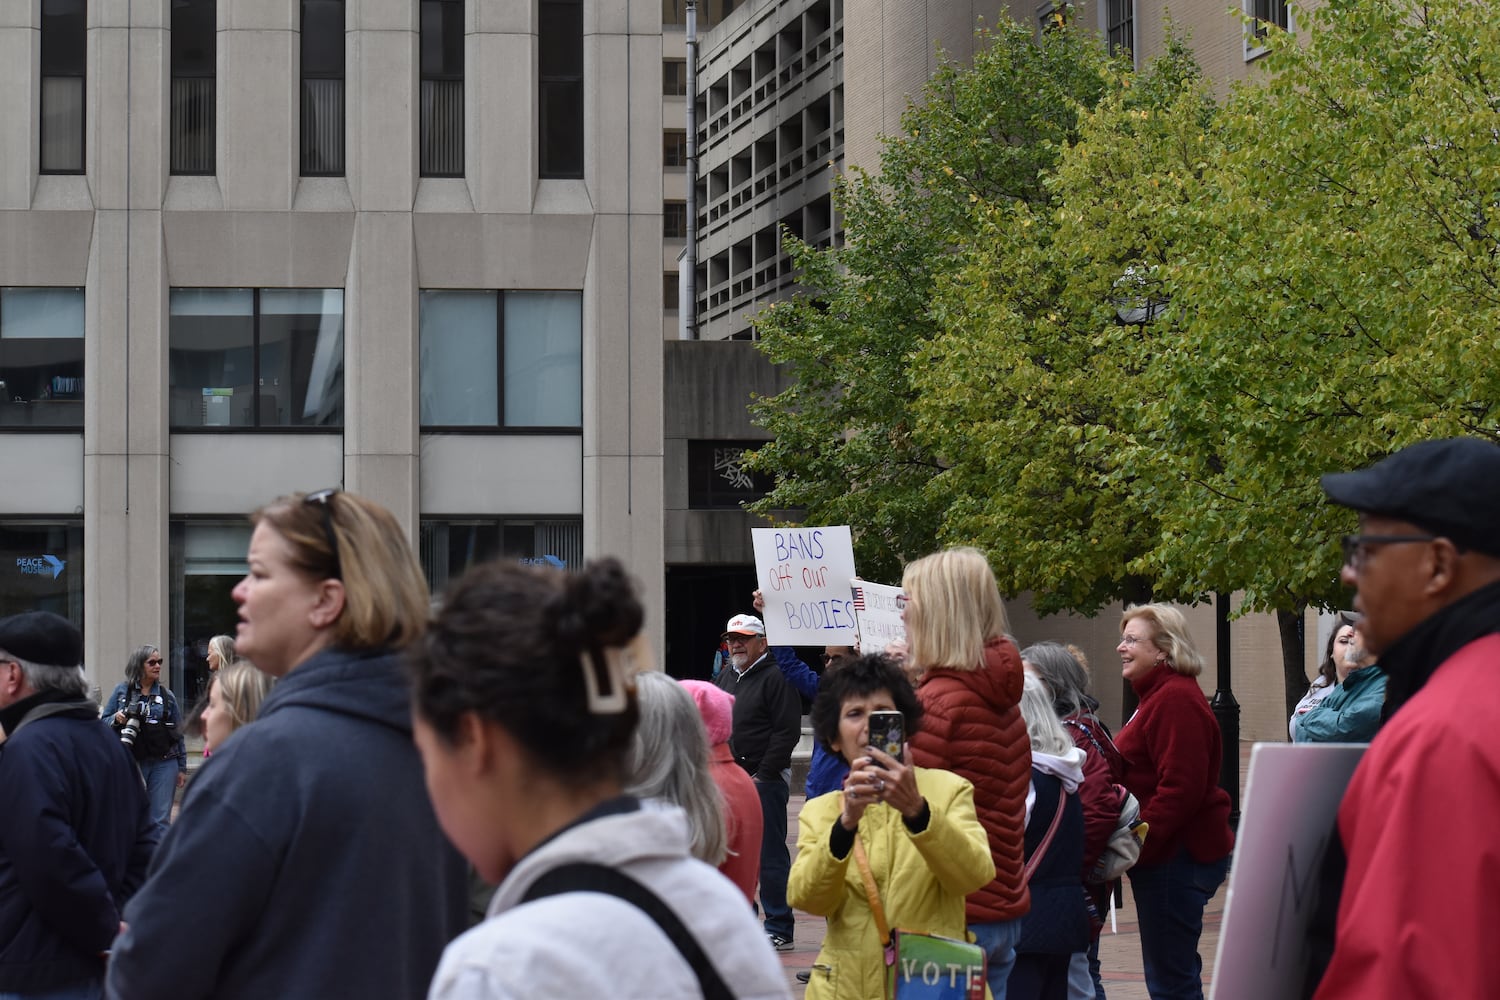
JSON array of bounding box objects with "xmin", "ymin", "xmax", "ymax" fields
[
  {"xmin": 581, "ymin": 15, "xmax": 665, "ymax": 658},
  {"xmin": 220, "ymin": 0, "xmax": 297, "ymax": 210},
  {"xmin": 467, "ymin": 3, "xmax": 534, "ymax": 212},
  {"xmin": 0, "ymin": 5, "xmax": 38, "ymax": 207},
  {"xmin": 348, "ymin": 0, "xmax": 416, "ymax": 209},
  {"xmin": 343, "ymin": 212, "xmax": 419, "ymax": 537},
  {"xmin": 83, "ymin": 1, "xmax": 171, "ymax": 683}
]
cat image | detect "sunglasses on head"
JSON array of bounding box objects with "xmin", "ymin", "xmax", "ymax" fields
[{"xmin": 304, "ymin": 488, "xmax": 344, "ymax": 580}]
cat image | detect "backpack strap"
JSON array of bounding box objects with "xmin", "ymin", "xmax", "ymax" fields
[{"xmin": 521, "ymin": 862, "xmax": 735, "ymax": 1000}]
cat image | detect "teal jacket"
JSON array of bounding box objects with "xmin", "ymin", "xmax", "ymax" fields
[{"xmin": 1293, "ymin": 665, "xmax": 1388, "ymax": 743}]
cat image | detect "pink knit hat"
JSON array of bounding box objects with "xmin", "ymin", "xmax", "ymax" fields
[{"xmin": 679, "ymin": 679, "xmax": 735, "ymax": 746}]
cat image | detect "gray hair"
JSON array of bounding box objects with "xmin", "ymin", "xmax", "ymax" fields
[
  {"xmin": 1020, "ymin": 641, "xmax": 1091, "ymax": 718},
  {"xmin": 5, "ymin": 652, "xmax": 89, "ymax": 699},
  {"xmin": 1020, "ymin": 673, "xmax": 1075, "ymax": 757},
  {"xmin": 124, "ymin": 645, "xmax": 161, "ymax": 687},
  {"xmin": 623, "ymin": 671, "xmax": 727, "ymax": 866}
]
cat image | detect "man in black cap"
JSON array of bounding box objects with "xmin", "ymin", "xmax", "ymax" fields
[
  {"xmin": 1312, "ymin": 437, "xmax": 1500, "ymax": 1000},
  {"xmin": 0, "ymin": 611, "xmax": 159, "ymax": 999}
]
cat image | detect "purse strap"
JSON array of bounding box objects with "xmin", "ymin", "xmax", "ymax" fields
[
  {"xmin": 1022, "ymin": 785, "xmax": 1069, "ymax": 883},
  {"xmin": 851, "ymin": 834, "xmax": 892, "ymax": 947}
]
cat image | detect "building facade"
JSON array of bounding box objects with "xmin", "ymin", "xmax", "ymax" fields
[{"xmin": 0, "ymin": 0, "xmax": 664, "ymax": 702}]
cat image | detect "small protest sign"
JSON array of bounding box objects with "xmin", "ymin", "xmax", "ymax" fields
[
  {"xmin": 750, "ymin": 526, "xmax": 858, "ymax": 645},
  {"xmin": 851, "ymin": 580, "xmax": 905, "ymax": 652}
]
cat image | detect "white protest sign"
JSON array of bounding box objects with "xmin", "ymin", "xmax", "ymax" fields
[
  {"xmin": 1210, "ymin": 742, "xmax": 1367, "ymax": 1000},
  {"xmin": 751, "ymin": 526, "xmax": 859, "ymax": 645},
  {"xmin": 851, "ymin": 580, "xmax": 905, "ymax": 652}
]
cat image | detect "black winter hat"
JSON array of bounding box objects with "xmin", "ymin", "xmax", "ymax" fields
[
  {"xmin": 0, "ymin": 610, "xmax": 84, "ymax": 668},
  {"xmin": 1321, "ymin": 437, "xmax": 1500, "ymax": 558}
]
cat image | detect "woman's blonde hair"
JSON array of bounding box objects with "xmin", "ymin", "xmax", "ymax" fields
[
  {"xmin": 213, "ymin": 660, "xmax": 275, "ymax": 736},
  {"xmin": 901, "ymin": 547, "xmax": 1010, "ymax": 671},
  {"xmin": 251, "ymin": 490, "xmax": 430, "ymax": 650},
  {"xmin": 207, "ymin": 634, "xmax": 235, "ymax": 669},
  {"xmin": 1121, "ymin": 603, "xmax": 1205, "ymax": 677}
]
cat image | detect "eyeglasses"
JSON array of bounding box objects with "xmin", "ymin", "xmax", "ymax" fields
[
  {"xmin": 1341, "ymin": 533, "xmax": 1438, "ymax": 571},
  {"xmin": 146, "ymin": 657, "xmax": 163, "ymax": 666},
  {"xmin": 894, "ymin": 593, "xmax": 911, "ymax": 612},
  {"xmin": 304, "ymin": 488, "xmax": 344, "ymax": 580},
  {"xmin": 1119, "ymin": 635, "xmax": 1150, "ymax": 648}
]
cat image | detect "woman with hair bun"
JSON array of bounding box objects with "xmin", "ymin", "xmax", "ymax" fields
[{"xmin": 409, "ymin": 557, "xmax": 790, "ymax": 1000}]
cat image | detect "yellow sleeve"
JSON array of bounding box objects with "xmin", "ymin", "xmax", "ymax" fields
[{"xmin": 787, "ymin": 791, "xmax": 852, "ymax": 918}]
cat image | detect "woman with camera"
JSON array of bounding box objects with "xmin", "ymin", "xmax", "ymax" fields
[
  {"xmin": 788, "ymin": 654, "xmax": 994, "ymax": 999},
  {"xmin": 106, "ymin": 644, "xmax": 186, "ymax": 831},
  {"xmin": 107, "ymin": 489, "xmax": 470, "ymax": 1000}
]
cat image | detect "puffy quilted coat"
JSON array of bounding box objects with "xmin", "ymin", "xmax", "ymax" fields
[
  {"xmin": 909, "ymin": 636, "xmax": 1032, "ymax": 923},
  {"xmin": 788, "ymin": 768, "xmax": 995, "ymax": 1000}
]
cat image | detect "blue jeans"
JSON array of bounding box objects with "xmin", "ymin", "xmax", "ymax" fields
[
  {"xmin": 971, "ymin": 917, "xmax": 1024, "ymax": 1000},
  {"xmin": 1128, "ymin": 851, "xmax": 1229, "ymax": 1000},
  {"xmin": 139, "ymin": 757, "xmax": 179, "ymax": 832},
  {"xmin": 0, "ymin": 979, "xmax": 102, "ymax": 1000},
  {"xmin": 754, "ymin": 776, "xmax": 794, "ymax": 939}
]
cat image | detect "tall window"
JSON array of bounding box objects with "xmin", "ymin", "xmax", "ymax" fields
[
  {"xmin": 664, "ymin": 129, "xmax": 687, "ymax": 168},
  {"xmin": 0, "ymin": 287, "xmax": 85, "ymax": 429},
  {"xmin": 40, "ymin": 0, "xmax": 86, "ymax": 174},
  {"xmin": 169, "ymin": 520, "xmax": 250, "ymax": 705},
  {"xmin": 663, "ymin": 59, "xmax": 687, "ymax": 96},
  {"xmin": 538, "ymin": 0, "xmax": 583, "ymax": 178},
  {"xmin": 419, "ymin": 290, "xmax": 581, "ymax": 429},
  {"xmin": 170, "ymin": 0, "xmax": 216, "ymax": 174},
  {"xmin": 1249, "ymin": 0, "xmax": 1290, "ymax": 43},
  {"xmin": 169, "ymin": 288, "xmax": 344, "ymax": 428},
  {"xmin": 663, "ymin": 201, "xmax": 687, "ymax": 239},
  {"xmin": 300, "ymin": 0, "xmax": 345, "ymax": 176},
  {"xmin": 1106, "ymin": 0, "xmax": 1134, "ymax": 61},
  {"xmin": 420, "ymin": 0, "xmax": 464, "ymax": 176}
]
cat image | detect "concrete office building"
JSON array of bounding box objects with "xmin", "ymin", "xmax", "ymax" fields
[{"xmin": 0, "ymin": 0, "xmax": 663, "ymax": 703}]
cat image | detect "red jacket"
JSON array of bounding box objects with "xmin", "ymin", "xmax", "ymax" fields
[
  {"xmin": 1062, "ymin": 713, "xmax": 1125, "ymax": 876},
  {"xmin": 909, "ymin": 636, "xmax": 1032, "ymax": 923},
  {"xmin": 1315, "ymin": 634, "xmax": 1500, "ymax": 1000},
  {"xmin": 1114, "ymin": 665, "xmax": 1233, "ymax": 867},
  {"xmin": 708, "ymin": 741, "xmax": 763, "ymax": 903}
]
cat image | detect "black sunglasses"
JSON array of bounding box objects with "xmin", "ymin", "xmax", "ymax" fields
[{"xmin": 304, "ymin": 488, "xmax": 344, "ymax": 580}]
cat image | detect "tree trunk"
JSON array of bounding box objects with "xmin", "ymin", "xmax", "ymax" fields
[{"xmin": 1276, "ymin": 607, "xmax": 1307, "ymax": 732}]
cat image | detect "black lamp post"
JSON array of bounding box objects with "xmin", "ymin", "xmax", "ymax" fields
[{"xmin": 1211, "ymin": 591, "xmax": 1242, "ymax": 828}]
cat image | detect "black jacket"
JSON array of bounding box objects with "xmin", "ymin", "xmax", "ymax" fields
[
  {"xmin": 106, "ymin": 646, "xmax": 470, "ymax": 1000},
  {"xmin": 0, "ymin": 691, "xmax": 159, "ymax": 993},
  {"xmin": 714, "ymin": 652, "xmax": 803, "ymax": 782}
]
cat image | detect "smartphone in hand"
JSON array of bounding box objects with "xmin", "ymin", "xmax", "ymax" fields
[{"xmin": 867, "ymin": 710, "xmax": 905, "ymax": 763}]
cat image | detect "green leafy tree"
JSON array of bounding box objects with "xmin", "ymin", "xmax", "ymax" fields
[{"xmin": 746, "ymin": 21, "xmax": 1122, "ymax": 583}]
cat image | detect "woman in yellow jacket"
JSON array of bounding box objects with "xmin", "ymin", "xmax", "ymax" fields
[{"xmin": 789, "ymin": 654, "xmax": 996, "ymax": 999}]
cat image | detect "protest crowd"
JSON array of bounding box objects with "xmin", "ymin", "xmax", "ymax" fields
[{"xmin": 1, "ymin": 436, "xmax": 1498, "ymax": 1000}]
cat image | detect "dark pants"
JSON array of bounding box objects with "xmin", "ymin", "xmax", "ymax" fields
[
  {"xmin": 1007, "ymin": 952, "xmax": 1072, "ymax": 1000},
  {"xmin": 755, "ymin": 776, "xmax": 794, "ymax": 939},
  {"xmin": 1128, "ymin": 851, "xmax": 1229, "ymax": 1000}
]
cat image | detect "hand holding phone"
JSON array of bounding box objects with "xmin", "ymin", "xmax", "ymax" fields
[{"xmin": 866, "ymin": 710, "xmax": 904, "ymax": 764}]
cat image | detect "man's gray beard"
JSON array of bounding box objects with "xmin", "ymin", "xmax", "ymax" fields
[{"xmin": 730, "ymin": 651, "xmax": 752, "ymax": 670}]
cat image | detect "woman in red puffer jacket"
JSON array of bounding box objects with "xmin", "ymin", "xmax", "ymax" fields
[{"xmin": 903, "ymin": 547, "xmax": 1032, "ymax": 999}]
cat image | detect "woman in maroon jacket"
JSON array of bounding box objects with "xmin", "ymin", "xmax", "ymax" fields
[
  {"xmin": 1115, "ymin": 604, "xmax": 1234, "ymax": 1000},
  {"xmin": 903, "ymin": 547, "xmax": 1032, "ymax": 999}
]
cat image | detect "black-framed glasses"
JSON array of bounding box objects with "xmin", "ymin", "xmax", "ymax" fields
[
  {"xmin": 1341, "ymin": 533, "xmax": 1438, "ymax": 571},
  {"xmin": 304, "ymin": 487, "xmax": 344, "ymax": 580}
]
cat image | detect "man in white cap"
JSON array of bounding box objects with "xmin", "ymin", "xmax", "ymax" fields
[{"xmin": 714, "ymin": 612, "xmax": 802, "ymax": 951}]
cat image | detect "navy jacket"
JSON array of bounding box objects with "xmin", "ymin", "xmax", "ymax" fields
[
  {"xmin": 0, "ymin": 692, "xmax": 159, "ymax": 993},
  {"xmin": 105, "ymin": 647, "xmax": 470, "ymax": 1000}
]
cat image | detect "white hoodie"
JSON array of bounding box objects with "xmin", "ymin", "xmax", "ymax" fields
[{"xmin": 1024, "ymin": 746, "xmax": 1087, "ymax": 826}]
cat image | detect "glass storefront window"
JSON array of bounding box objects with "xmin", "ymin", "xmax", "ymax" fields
[
  {"xmin": 0, "ymin": 287, "xmax": 85, "ymax": 429},
  {"xmin": 419, "ymin": 518, "xmax": 583, "ymax": 595},
  {"xmin": 169, "ymin": 520, "xmax": 251, "ymax": 708},
  {"xmin": 0, "ymin": 519, "xmax": 83, "ymax": 624}
]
